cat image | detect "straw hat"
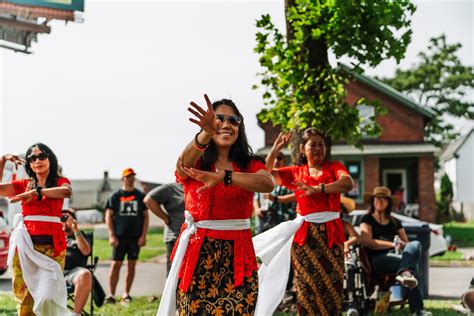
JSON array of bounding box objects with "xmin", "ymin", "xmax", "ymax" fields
[
  {"xmin": 363, "ymin": 186, "xmax": 400, "ymax": 206},
  {"xmin": 341, "ymin": 196, "xmax": 356, "ymax": 213}
]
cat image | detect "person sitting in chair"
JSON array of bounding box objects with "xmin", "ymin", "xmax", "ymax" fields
[
  {"xmin": 360, "ymin": 187, "xmax": 431, "ymax": 316},
  {"xmin": 62, "ymin": 208, "xmax": 92, "ymax": 316}
]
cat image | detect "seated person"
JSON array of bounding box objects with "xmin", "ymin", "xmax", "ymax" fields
[
  {"xmin": 360, "ymin": 187, "xmax": 431, "ymax": 316},
  {"xmin": 62, "ymin": 209, "xmax": 92, "ymax": 316}
]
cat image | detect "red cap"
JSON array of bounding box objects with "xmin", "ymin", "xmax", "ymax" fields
[{"xmin": 121, "ymin": 168, "xmax": 136, "ymax": 178}]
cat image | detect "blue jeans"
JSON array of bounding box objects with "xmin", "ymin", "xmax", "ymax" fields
[{"xmin": 371, "ymin": 240, "xmax": 424, "ymax": 313}]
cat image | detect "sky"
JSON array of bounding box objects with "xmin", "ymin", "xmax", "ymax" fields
[{"xmin": 0, "ymin": 0, "xmax": 472, "ymax": 183}]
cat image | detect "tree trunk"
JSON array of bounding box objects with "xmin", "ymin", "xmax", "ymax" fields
[{"xmin": 284, "ymin": 0, "xmax": 330, "ymax": 162}]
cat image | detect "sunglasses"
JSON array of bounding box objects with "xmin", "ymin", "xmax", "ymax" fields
[
  {"xmin": 216, "ymin": 114, "xmax": 242, "ymax": 126},
  {"xmin": 276, "ymin": 156, "xmax": 284, "ymax": 161},
  {"xmin": 27, "ymin": 152, "xmax": 49, "ymax": 164}
]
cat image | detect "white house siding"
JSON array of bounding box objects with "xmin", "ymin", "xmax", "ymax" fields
[
  {"xmin": 455, "ymin": 132, "xmax": 474, "ymax": 220},
  {"xmin": 456, "ymin": 132, "xmax": 474, "ymax": 203}
]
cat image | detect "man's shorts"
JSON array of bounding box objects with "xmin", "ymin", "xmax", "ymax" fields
[
  {"xmin": 112, "ymin": 237, "xmax": 140, "ymax": 261},
  {"xmin": 64, "ymin": 267, "xmax": 88, "ymax": 288}
]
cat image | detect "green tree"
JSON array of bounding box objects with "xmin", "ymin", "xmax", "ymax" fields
[
  {"xmin": 254, "ymin": 0, "xmax": 416, "ymax": 159},
  {"xmin": 437, "ymin": 173, "xmax": 453, "ymax": 222},
  {"xmin": 382, "ymin": 34, "xmax": 474, "ymax": 147}
]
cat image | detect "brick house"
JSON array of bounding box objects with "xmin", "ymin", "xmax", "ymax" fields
[{"xmin": 257, "ymin": 65, "xmax": 438, "ymax": 223}]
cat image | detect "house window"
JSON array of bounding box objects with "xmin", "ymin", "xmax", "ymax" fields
[{"xmin": 345, "ymin": 160, "xmax": 362, "ymax": 201}]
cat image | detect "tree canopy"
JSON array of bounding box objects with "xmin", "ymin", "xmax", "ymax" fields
[
  {"xmin": 382, "ymin": 34, "xmax": 474, "ymax": 147},
  {"xmin": 254, "ymin": 0, "xmax": 416, "ymax": 153}
]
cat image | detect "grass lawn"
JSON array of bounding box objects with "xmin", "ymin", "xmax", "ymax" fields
[
  {"xmin": 92, "ymin": 227, "xmax": 166, "ymax": 262},
  {"xmin": 443, "ymin": 221, "xmax": 474, "ymax": 247},
  {"xmin": 0, "ymin": 294, "xmax": 461, "ymax": 316}
]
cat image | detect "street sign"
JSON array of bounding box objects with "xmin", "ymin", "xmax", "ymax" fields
[{"xmin": 0, "ymin": 0, "xmax": 84, "ymax": 12}]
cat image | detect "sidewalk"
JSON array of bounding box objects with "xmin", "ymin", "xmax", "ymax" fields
[{"xmin": 1, "ymin": 258, "xmax": 471, "ymax": 300}]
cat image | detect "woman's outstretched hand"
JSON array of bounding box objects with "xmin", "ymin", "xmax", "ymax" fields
[
  {"xmin": 10, "ymin": 190, "xmax": 37, "ymax": 204},
  {"xmin": 1, "ymin": 154, "xmax": 26, "ymax": 170},
  {"xmin": 188, "ymin": 94, "xmax": 221, "ymax": 135},
  {"xmin": 183, "ymin": 167, "xmax": 224, "ymax": 193}
]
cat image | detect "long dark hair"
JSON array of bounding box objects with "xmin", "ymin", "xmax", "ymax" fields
[
  {"xmin": 368, "ymin": 196, "xmax": 394, "ymax": 217},
  {"xmin": 297, "ymin": 128, "xmax": 331, "ymax": 165},
  {"xmin": 200, "ymin": 99, "xmax": 264, "ymax": 171},
  {"xmin": 25, "ymin": 143, "xmax": 60, "ymax": 189}
]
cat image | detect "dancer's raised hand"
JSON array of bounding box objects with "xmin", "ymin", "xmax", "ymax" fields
[
  {"xmin": 272, "ymin": 132, "xmax": 292, "ymax": 153},
  {"xmin": 188, "ymin": 94, "xmax": 222, "ymax": 135},
  {"xmin": 1, "ymin": 154, "xmax": 26, "ymax": 170}
]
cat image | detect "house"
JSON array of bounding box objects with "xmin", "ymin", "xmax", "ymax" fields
[
  {"xmin": 439, "ymin": 128, "xmax": 474, "ymax": 220},
  {"xmin": 257, "ymin": 65, "xmax": 438, "ymax": 223}
]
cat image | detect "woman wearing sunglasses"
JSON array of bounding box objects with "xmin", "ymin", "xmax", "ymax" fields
[
  {"xmin": 253, "ymin": 129, "xmax": 354, "ymax": 315},
  {"xmin": 157, "ymin": 95, "xmax": 274, "ymax": 316},
  {"xmin": 0, "ymin": 143, "xmax": 72, "ymax": 315}
]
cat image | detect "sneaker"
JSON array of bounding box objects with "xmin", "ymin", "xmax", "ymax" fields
[
  {"xmin": 346, "ymin": 307, "xmax": 359, "ymax": 316},
  {"xmin": 121, "ymin": 295, "xmax": 133, "ymax": 304},
  {"xmin": 412, "ymin": 309, "xmax": 432, "ymax": 316},
  {"xmin": 396, "ymin": 271, "xmax": 419, "ymax": 289},
  {"xmin": 105, "ymin": 295, "xmax": 116, "ymax": 304}
]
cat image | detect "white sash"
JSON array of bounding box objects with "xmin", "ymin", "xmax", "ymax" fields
[
  {"xmin": 7, "ymin": 214, "xmax": 69, "ymax": 316},
  {"xmin": 253, "ymin": 211, "xmax": 340, "ymax": 316},
  {"xmin": 157, "ymin": 211, "xmax": 251, "ymax": 316}
]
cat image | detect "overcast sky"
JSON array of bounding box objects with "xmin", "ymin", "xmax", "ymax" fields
[{"xmin": 0, "ymin": 0, "xmax": 472, "ymax": 183}]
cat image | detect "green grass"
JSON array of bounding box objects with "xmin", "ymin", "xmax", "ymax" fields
[
  {"xmin": 0, "ymin": 294, "xmax": 461, "ymax": 316},
  {"xmin": 0, "ymin": 294, "xmax": 161, "ymax": 316},
  {"xmin": 432, "ymin": 250, "xmax": 463, "ymax": 261},
  {"xmin": 92, "ymin": 227, "xmax": 166, "ymax": 262},
  {"xmin": 443, "ymin": 221, "xmax": 474, "ymax": 247}
]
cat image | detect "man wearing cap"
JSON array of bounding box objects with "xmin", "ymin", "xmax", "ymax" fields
[{"xmin": 105, "ymin": 168, "xmax": 149, "ymax": 304}]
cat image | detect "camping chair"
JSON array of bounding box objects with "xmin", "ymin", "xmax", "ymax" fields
[{"xmin": 66, "ymin": 231, "xmax": 105, "ymax": 316}]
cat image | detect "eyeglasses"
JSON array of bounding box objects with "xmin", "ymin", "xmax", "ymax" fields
[
  {"xmin": 27, "ymin": 152, "xmax": 49, "ymax": 164},
  {"xmin": 216, "ymin": 114, "xmax": 242, "ymax": 126},
  {"xmin": 276, "ymin": 156, "xmax": 284, "ymax": 161}
]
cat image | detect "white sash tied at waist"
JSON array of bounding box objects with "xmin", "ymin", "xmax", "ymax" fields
[
  {"xmin": 253, "ymin": 211, "xmax": 340, "ymax": 316},
  {"xmin": 157, "ymin": 211, "xmax": 251, "ymax": 316},
  {"xmin": 7, "ymin": 214, "xmax": 69, "ymax": 316}
]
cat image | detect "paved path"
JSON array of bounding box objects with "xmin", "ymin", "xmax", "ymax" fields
[{"xmin": 1, "ymin": 261, "xmax": 472, "ymax": 300}]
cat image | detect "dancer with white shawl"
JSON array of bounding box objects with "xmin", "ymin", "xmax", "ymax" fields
[
  {"xmin": 254, "ymin": 129, "xmax": 354, "ymax": 316},
  {"xmin": 0, "ymin": 143, "xmax": 72, "ymax": 316}
]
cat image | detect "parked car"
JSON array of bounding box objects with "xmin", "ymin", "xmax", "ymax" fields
[
  {"xmin": 0, "ymin": 209, "xmax": 10, "ymax": 275},
  {"xmin": 349, "ymin": 210, "xmax": 448, "ymax": 257}
]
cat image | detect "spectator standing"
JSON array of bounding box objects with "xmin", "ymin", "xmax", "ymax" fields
[
  {"xmin": 144, "ymin": 182, "xmax": 185, "ymax": 274},
  {"xmin": 105, "ymin": 168, "xmax": 149, "ymax": 304}
]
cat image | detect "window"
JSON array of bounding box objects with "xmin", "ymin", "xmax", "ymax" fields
[{"xmin": 345, "ymin": 160, "xmax": 362, "ymax": 201}]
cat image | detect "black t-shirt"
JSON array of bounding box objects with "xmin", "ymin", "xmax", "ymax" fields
[
  {"xmin": 105, "ymin": 189, "xmax": 146, "ymax": 238},
  {"xmin": 360, "ymin": 213, "xmax": 402, "ymax": 257},
  {"xmin": 65, "ymin": 231, "xmax": 89, "ymax": 271}
]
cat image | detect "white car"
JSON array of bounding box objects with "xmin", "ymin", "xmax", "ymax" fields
[{"xmin": 349, "ymin": 210, "xmax": 448, "ymax": 257}]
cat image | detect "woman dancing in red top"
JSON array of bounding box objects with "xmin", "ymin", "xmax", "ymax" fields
[
  {"xmin": 157, "ymin": 95, "xmax": 274, "ymax": 316},
  {"xmin": 0, "ymin": 143, "xmax": 72, "ymax": 316},
  {"xmin": 254, "ymin": 128, "xmax": 354, "ymax": 316}
]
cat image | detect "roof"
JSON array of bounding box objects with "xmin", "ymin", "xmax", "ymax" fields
[
  {"xmin": 439, "ymin": 128, "xmax": 474, "ymax": 161},
  {"xmin": 257, "ymin": 143, "xmax": 438, "ymax": 157},
  {"xmin": 338, "ymin": 63, "xmax": 436, "ymax": 119}
]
